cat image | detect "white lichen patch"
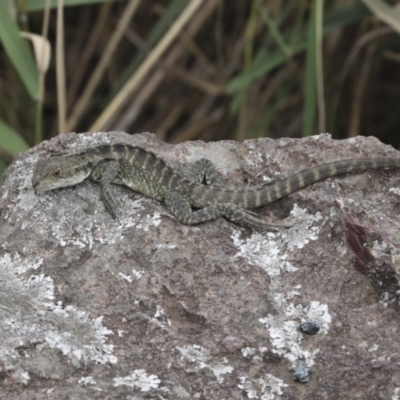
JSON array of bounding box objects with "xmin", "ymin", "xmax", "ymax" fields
[
  {"xmin": 152, "ymin": 305, "xmax": 171, "ymax": 328},
  {"xmin": 135, "ymin": 212, "xmax": 161, "ymax": 231},
  {"xmin": 244, "ymin": 150, "xmax": 264, "ymax": 168},
  {"xmin": 66, "ymin": 131, "xmax": 111, "ymax": 148},
  {"xmin": 232, "ymin": 229, "xmax": 298, "ymax": 277},
  {"xmin": 0, "ymin": 252, "xmax": 43, "ymax": 275},
  {"xmin": 240, "ymin": 347, "xmax": 267, "ymax": 363},
  {"xmin": 283, "ymin": 204, "xmax": 323, "ymax": 251},
  {"xmin": 232, "ymin": 204, "xmax": 331, "ymax": 374},
  {"xmin": 78, "ymin": 376, "xmax": 97, "ymax": 386},
  {"xmin": 0, "ymin": 253, "xmax": 55, "ymax": 313},
  {"xmin": 368, "ymin": 344, "xmax": 379, "ymax": 352},
  {"xmin": 0, "ymin": 252, "xmax": 117, "ymax": 369},
  {"xmin": 392, "ymin": 388, "xmax": 400, "ymax": 400},
  {"xmin": 113, "ymin": 369, "xmax": 161, "ymax": 392},
  {"xmin": 238, "ymin": 374, "xmax": 288, "ymax": 400},
  {"xmin": 132, "ymin": 269, "xmax": 145, "ymax": 279},
  {"xmin": 371, "ymin": 239, "xmax": 388, "ymax": 252},
  {"xmin": 1, "ymin": 159, "xmax": 39, "ymax": 220},
  {"xmin": 155, "ymin": 243, "xmax": 177, "ymax": 250},
  {"xmin": 13, "ymin": 371, "xmax": 30, "ymax": 385},
  {"xmin": 177, "ymin": 344, "xmax": 234, "ymax": 383},
  {"xmin": 241, "ymin": 347, "xmax": 257, "ymax": 359},
  {"xmin": 44, "ymin": 303, "xmax": 117, "ymax": 364},
  {"xmin": 259, "ymin": 301, "xmax": 331, "ymax": 366},
  {"xmin": 20, "ymin": 192, "xmax": 162, "ymax": 249},
  {"xmin": 118, "ymin": 272, "xmax": 133, "ymax": 283},
  {"xmin": 232, "ymin": 204, "xmax": 322, "ymax": 277},
  {"xmin": 389, "ymin": 187, "xmax": 400, "ymax": 197}
]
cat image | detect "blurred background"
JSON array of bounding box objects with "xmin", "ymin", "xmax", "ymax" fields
[{"xmin": 1, "ymin": 0, "xmax": 400, "ymax": 180}]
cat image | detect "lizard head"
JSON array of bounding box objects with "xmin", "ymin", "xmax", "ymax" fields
[{"xmin": 32, "ymin": 155, "xmax": 92, "ymax": 192}]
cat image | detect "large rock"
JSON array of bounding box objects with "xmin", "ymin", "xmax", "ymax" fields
[{"xmin": 0, "ymin": 132, "xmax": 400, "ymax": 399}]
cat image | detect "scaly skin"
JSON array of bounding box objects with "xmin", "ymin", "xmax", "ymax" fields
[{"xmin": 31, "ymin": 144, "xmax": 400, "ymax": 230}]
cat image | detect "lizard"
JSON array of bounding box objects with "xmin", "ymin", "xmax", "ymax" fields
[{"xmin": 31, "ymin": 143, "xmax": 400, "ymax": 230}]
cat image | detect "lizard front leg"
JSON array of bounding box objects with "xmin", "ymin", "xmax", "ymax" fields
[
  {"xmin": 164, "ymin": 190, "xmax": 288, "ymax": 230},
  {"xmin": 90, "ymin": 160, "xmax": 121, "ymax": 218}
]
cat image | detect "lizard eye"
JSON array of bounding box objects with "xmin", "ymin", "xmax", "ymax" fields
[{"xmin": 52, "ymin": 168, "xmax": 61, "ymax": 177}]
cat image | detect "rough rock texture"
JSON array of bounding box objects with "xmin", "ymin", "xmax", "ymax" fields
[{"xmin": 1, "ymin": 132, "xmax": 400, "ymax": 399}]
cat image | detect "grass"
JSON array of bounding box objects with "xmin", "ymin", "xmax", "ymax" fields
[{"xmin": 1, "ymin": 0, "xmax": 400, "ymax": 182}]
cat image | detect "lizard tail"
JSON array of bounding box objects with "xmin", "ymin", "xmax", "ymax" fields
[
  {"xmin": 248, "ymin": 157, "xmax": 400, "ymax": 208},
  {"xmin": 189, "ymin": 157, "xmax": 400, "ymax": 209}
]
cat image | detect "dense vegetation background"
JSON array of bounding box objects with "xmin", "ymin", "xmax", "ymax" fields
[{"xmin": 1, "ymin": 0, "xmax": 400, "ymax": 180}]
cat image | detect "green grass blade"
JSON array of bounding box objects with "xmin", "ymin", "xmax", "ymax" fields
[
  {"xmin": 0, "ymin": 118, "xmax": 30, "ymax": 156},
  {"xmin": 302, "ymin": 0, "xmax": 317, "ymax": 137},
  {"xmin": 26, "ymin": 0, "xmax": 124, "ymax": 11},
  {"xmin": 227, "ymin": 42, "xmax": 306, "ymax": 94},
  {"xmin": 227, "ymin": 2, "xmax": 371, "ymax": 96},
  {"xmin": 257, "ymin": 1, "xmax": 291, "ymax": 58},
  {"xmin": 0, "ymin": 2, "xmax": 38, "ymax": 99},
  {"xmin": 315, "ymin": 0, "xmax": 325, "ymax": 132}
]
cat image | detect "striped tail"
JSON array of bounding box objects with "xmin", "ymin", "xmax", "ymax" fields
[
  {"xmin": 252, "ymin": 157, "xmax": 400, "ymax": 208},
  {"xmin": 189, "ymin": 157, "xmax": 400, "ymax": 209}
]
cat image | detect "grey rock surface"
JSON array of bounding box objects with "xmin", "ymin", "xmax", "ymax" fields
[{"xmin": 0, "ymin": 131, "xmax": 400, "ymax": 399}]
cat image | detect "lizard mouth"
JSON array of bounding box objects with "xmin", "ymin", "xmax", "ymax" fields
[
  {"xmin": 31, "ymin": 180, "xmax": 40, "ymax": 191},
  {"xmin": 32, "ymin": 179, "xmax": 54, "ymax": 192},
  {"xmin": 32, "ymin": 176, "xmax": 47, "ymax": 192}
]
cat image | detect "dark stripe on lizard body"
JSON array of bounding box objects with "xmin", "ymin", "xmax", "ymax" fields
[
  {"xmin": 32, "ymin": 143, "xmax": 400, "ymax": 229},
  {"xmin": 41, "ymin": 145, "xmax": 400, "ymax": 209},
  {"xmin": 53, "ymin": 145, "xmax": 400, "ymax": 203}
]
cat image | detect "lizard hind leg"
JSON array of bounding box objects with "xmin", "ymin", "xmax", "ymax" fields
[
  {"xmin": 164, "ymin": 190, "xmax": 289, "ymax": 231},
  {"xmin": 183, "ymin": 159, "xmax": 260, "ymax": 218},
  {"xmin": 183, "ymin": 159, "xmax": 222, "ymax": 187}
]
